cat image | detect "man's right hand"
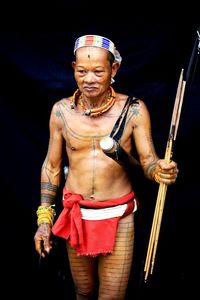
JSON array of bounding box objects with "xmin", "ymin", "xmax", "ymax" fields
[{"xmin": 34, "ymin": 223, "xmax": 53, "ymax": 257}]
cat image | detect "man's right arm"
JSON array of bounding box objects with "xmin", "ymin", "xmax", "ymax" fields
[{"xmin": 34, "ymin": 102, "xmax": 64, "ymax": 257}]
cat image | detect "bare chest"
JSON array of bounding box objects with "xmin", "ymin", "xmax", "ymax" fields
[{"xmin": 60, "ymin": 97, "xmax": 134, "ymax": 152}]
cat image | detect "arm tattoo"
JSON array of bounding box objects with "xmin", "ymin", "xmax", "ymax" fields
[
  {"xmin": 41, "ymin": 181, "xmax": 59, "ymax": 205},
  {"xmin": 41, "ymin": 182, "xmax": 58, "ymax": 193},
  {"xmin": 41, "ymin": 193, "xmax": 56, "ymax": 205}
]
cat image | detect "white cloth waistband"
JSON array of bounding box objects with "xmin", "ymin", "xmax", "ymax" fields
[{"xmin": 80, "ymin": 198, "xmax": 137, "ymax": 221}]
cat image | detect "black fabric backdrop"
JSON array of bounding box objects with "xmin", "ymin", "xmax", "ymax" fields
[{"xmin": 1, "ymin": 17, "xmax": 200, "ymax": 300}]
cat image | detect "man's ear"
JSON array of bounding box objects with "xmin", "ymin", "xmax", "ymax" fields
[
  {"xmin": 112, "ymin": 62, "xmax": 120, "ymax": 78},
  {"xmin": 72, "ymin": 61, "xmax": 76, "ymax": 69}
]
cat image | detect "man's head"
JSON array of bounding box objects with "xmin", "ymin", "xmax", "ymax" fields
[{"xmin": 72, "ymin": 35, "xmax": 121, "ymax": 97}]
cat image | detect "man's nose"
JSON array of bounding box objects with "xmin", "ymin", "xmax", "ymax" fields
[{"xmin": 84, "ymin": 71, "xmax": 95, "ymax": 82}]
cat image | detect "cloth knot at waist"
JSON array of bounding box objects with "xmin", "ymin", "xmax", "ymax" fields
[{"xmin": 52, "ymin": 187, "xmax": 136, "ymax": 250}]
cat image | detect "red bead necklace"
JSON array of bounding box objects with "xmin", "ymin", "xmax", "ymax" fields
[{"xmin": 70, "ymin": 86, "xmax": 116, "ymax": 117}]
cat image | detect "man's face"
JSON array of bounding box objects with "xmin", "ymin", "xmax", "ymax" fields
[{"xmin": 72, "ymin": 47, "xmax": 116, "ymax": 98}]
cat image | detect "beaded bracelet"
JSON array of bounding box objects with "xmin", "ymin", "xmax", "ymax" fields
[{"xmin": 36, "ymin": 205, "xmax": 56, "ymax": 226}]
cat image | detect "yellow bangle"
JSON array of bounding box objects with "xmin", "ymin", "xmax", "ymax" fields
[
  {"xmin": 153, "ymin": 173, "xmax": 160, "ymax": 184},
  {"xmin": 36, "ymin": 205, "xmax": 56, "ymax": 226}
]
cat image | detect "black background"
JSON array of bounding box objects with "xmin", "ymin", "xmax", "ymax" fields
[{"xmin": 1, "ymin": 4, "xmax": 200, "ymax": 299}]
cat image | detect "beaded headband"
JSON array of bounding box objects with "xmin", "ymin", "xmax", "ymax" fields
[{"xmin": 74, "ymin": 35, "xmax": 122, "ymax": 64}]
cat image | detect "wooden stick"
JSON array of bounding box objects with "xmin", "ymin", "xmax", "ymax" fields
[
  {"xmin": 144, "ymin": 69, "xmax": 186, "ymax": 282},
  {"xmin": 149, "ymin": 139, "xmax": 172, "ymax": 274}
]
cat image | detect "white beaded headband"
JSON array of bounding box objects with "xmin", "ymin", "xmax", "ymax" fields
[{"xmin": 74, "ymin": 34, "xmax": 122, "ymax": 64}]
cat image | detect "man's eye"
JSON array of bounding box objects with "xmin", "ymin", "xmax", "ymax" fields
[
  {"xmin": 78, "ymin": 70, "xmax": 86, "ymax": 74},
  {"xmin": 95, "ymin": 71, "xmax": 103, "ymax": 76}
]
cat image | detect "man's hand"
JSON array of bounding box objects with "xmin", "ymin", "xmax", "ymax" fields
[
  {"xmin": 34, "ymin": 223, "xmax": 53, "ymax": 257},
  {"xmin": 154, "ymin": 159, "xmax": 178, "ymax": 185}
]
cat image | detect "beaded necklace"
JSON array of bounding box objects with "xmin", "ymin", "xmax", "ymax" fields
[{"xmin": 70, "ymin": 86, "xmax": 116, "ymax": 117}]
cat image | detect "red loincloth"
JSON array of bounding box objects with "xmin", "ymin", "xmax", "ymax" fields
[{"xmin": 52, "ymin": 187, "xmax": 138, "ymax": 256}]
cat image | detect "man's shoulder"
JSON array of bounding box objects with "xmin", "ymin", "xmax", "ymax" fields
[
  {"xmin": 50, "ymin": 97, "xmax": 71, "ymax": 115},
  {"xmin": 116, "ymin": 92, "xmax": 143, "ymax": 104},
  {"xmin": 53, "ymin": 96, "xmax": 71, "ymax": 107}
]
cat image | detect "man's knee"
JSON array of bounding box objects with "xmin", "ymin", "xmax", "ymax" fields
[{"xmin": 75, "ymin": 286, "xmax": 95, "ymax": 300}]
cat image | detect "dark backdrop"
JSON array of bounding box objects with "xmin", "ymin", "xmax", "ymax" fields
[{"xmin": 1, "ymin": 14, "xmax": 200, "ymax": 300}]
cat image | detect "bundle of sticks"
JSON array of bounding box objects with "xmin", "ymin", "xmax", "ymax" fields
[
  {"xmin": 144, "ymin": 26, "xmax": 200, "ymax": 283},
  {"xmin": 144, "ymin": 69, "xmax": 186, "ymax": 282}
]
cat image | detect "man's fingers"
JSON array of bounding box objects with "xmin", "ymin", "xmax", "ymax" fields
[
  {"xmin": 35, "ymin": 239, "xmax": 43, "ymax": 256},
  {"xmin": 43, "ymin": 238, "xmax": 52, "ymax": 253}
]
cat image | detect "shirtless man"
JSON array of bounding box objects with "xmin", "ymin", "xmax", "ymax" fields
[{"xmin": 34, "ymin": 35, "xmax": 178, "ymax": 300}]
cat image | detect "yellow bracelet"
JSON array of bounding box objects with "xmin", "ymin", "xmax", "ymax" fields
[
  {"xmin": 153, "ymin": 173, "xmax": 160, "ymax": 184},
  {"xmin": 36, "ymin": 205, "xmax": 56, "ymax": 226}
]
